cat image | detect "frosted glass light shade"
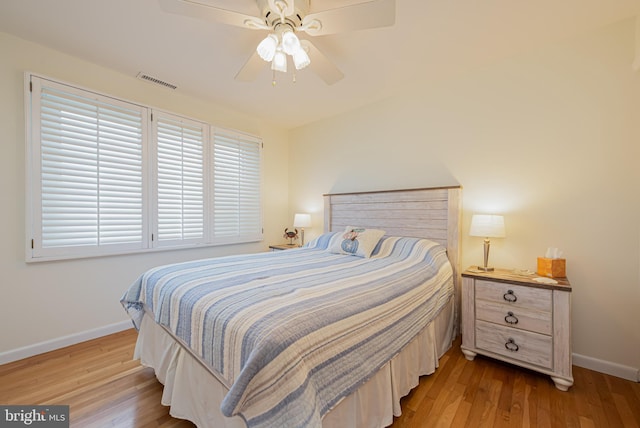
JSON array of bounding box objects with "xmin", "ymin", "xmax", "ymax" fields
[
  {"xmin": 293, "ymin": 46, "xmax": 310, "ymax": 70},
  {"xmin": 271, "ymin": 50, "xmax": 287, "ymax": 72},
  {"xmin": 293, "ymin": 213, "xmax": 311, "ymax": 228},
  {"xmin": 257, "ymin": 34, "xmax": 278, "ymax": 61},
  {"xmin": 281, "ymin": 29, "xmax": 300, "ymax": 55},
  {"xmin": 469, "ymin": 215, "xmax": 506, "ymax": 238}
]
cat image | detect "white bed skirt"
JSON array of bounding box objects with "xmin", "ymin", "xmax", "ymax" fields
[{"xmin": 134, "ymin": 297, "xmax": 455, "ymax": 428}]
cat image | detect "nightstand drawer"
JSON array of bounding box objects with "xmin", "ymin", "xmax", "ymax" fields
[
  {"xmin": 475, "ymin": 300, "xmax": 552, "ymax": 335},
  {"xmin": 476, "ymin": 280, "xmax": 552, "ymax": 312},
  {"xmin": 476, "ymin": 320, "xmax": 553, "ymax": 369}
]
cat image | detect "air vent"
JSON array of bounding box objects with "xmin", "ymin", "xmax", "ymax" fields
[{"xmin": 136, "ymin": 72, "xmax": 177, "ymax": 90}]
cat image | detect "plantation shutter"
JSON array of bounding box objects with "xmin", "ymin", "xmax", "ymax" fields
[
  {"xmin": 31, "ymin": 77, "xmax": 146, "ymax": 258},
  {"xmin": 212, "ymin": 129, "xmax": 262, "ymax": 243},
  {"xmin": 27, "ymin": 74, "xmax": 264, "ymax": 261},
  {"xmin": 153, "ymin": 113, "xmax": 206, "ymax": 246}
]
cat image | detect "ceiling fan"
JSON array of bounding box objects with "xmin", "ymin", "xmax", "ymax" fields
[{"xmin": 158, "ymin": 0, "xmax": 396, "ymax": 85}]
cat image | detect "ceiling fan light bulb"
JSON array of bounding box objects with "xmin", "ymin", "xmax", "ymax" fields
[
  {"xmin": 293, "ymin": 47, "xmax": 310, "ymax": 70},
  {"xmin": 281, "ymin": 29, "xmax": 300, "ymax": 55},
  {"xmin": 257, "ymin": 34, "xmax": 278, "ymax": 62},
  {"xmin": 271, "ymin": 50, "xmax": 287, "ymax": 73}
]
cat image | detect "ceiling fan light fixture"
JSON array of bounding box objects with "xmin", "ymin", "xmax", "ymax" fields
[
  {"xmin": 271, "ymin": 50, "xmax": 287, "ymax": 72},
  {"xmin": 293, "ymin": 46, "xmax": 310, "ymax": 70},
  {"xmin": 162, "ymin": 0, "xmax": 394, "ymax": 85},
  {"xmin": 257, "ymin": 34, "xmax": 278, "ymax": 61}
]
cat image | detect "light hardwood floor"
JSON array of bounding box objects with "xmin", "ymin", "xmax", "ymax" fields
[{"xmin": 1, "ymin": 329, "xmax": 639, "ymax": 427}]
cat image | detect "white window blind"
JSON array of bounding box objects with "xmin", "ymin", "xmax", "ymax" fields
[
  {"xmin": 212, "ymin": 129, "xmax": 262, "ymax": 244},
  {"xmin": 153, "ymin": 113, "xmax": 206, "ymax": 246},
  {"xmin": 30, "ymin": 77, "xmax": 146, "ymax": 258}
]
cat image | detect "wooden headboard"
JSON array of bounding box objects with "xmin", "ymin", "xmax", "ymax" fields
[{"xmin": 323, "ymin": 186, "xmax": 462, "ymax": 309}]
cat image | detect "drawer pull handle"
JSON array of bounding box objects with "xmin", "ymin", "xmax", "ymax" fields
[
  {"xmin": 503, "ymin": 290, "xmax": 517, "ymax": 302},
  {"xmin": 504, "ymin": 312, "xmax": 519, "ymax": 324},
  {"xmin": 505, "ymin": 338, "xmax": 519, "ymax": 352}
]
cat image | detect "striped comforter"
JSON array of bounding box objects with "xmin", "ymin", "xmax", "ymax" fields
[{"xmin": 121, "ymin": 233, "xmax": 454, "ymax": 428}]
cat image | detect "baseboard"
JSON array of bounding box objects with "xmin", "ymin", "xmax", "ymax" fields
[
  {"xmin": 573, "ymin": 353, "xmax": 640, "ymax": 382},
  {"xmin": 2, "ymin": 323, "xmax": 639, "ymax": 383},
  {"xmin": 0, "ymin": 320, "xmax": 133, "ymax": 365}
]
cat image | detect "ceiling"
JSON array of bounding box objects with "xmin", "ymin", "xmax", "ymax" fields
[{"xmin": 1, "ymin": 0, "xmax": 639, "ymax": 129}]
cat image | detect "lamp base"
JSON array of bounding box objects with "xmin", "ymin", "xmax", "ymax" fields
[{"xmin": 479, "ymin": 238, "xmax": 494, "ymax": 272}]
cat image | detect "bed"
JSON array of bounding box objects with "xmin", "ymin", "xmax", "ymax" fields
[{"xmin": 121, "ymin": 186, "xmax": 462, "ymax": 428}]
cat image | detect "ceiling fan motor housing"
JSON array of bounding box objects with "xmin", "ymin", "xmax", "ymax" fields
[{"xmin": 258, "ymin": 0, "xmax": 309, "ymax": 29}]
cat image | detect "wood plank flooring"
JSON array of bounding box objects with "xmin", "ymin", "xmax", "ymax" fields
[{"xmin": 1, "ymin": 329, "xmax": 639, "ymax": 427}]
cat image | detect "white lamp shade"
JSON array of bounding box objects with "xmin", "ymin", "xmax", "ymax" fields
[
  {"xmin": 293, "ymin": 46, "xmax": 310, "ymax": 70},
  {"xmin": 257, "ymin": 34, "xmax": 278, "ymax": 61},
  {"xmin": 469, "ymin": 215, "xmax": 506, "ymax": 238},
  {"xmin": 293, "ymin": 213, "xmax": 311, "ymax": 228},
  {"xmin": 281, "ymin": 29, "xmax": 300, "ymax": 55},
  {"xmin": 271, "ymin": 50, "xmax": 287, "ymax": 72}
]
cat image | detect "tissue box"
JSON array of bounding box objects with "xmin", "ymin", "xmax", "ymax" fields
[{"xmin": 537, "ymin": 257, "xmax": 566, "ymax": 278}]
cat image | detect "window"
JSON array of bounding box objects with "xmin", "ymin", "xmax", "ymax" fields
[
  {"xmin": 153, "ymin": 113, "xmax": 207, "ymax": 247},
  {"xmin": 27, "ymin": 74, "xmax": 263, "ymax": 261},
  {"xmin": 212, "ymin": 129, "xmax": 262, "ymax": 244},
  {"xmin": 29, "ymin": 77, "xmax": 148, "ymax": 259}
]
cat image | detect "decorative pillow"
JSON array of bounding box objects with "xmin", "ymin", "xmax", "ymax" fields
[{"xmin": 329, "ymin": 226, "xmax": 386, "ymax": 258}]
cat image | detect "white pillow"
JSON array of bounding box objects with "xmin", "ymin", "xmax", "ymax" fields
[{"xmin": 329, "ymin": 226, "xmax": 386, "ymax": 258}]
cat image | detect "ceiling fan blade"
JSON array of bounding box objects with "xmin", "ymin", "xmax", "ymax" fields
[
  {"xmin": 301, "ymin": 0, "xmax": 395, "ymax": 36},
  {"xmin": 301, "ymin": 40, "xmax": 344, "ymax": 85},
  {"xmin": 158, "ymin": 0, "xmax": 267, "ymax": 29},
  {"xmin": 235, "ymin": 50, "xmax": 266, "ymax": 82}
]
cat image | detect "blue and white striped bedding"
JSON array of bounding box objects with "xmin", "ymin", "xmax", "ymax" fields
[{"xmin": 121, "ymin": 233, "xmax": 454, "ymax": 428}]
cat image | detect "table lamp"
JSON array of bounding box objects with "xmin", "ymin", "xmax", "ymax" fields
[
  {"xmin": 293, "ymin": 213, "xmax": 311, "ymax": 246},
  {"xmin": 469, "ymin": 214, "xmax": 506, "ymax": 271}
]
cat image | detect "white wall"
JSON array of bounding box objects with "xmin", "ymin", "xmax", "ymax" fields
[
  {"xmin": 0, "ymin": 32, "xmax": 289, "ymax": 356},
  {"xmin": 289, "ymin": 18, "xmax": 640, "ymax": 377}
]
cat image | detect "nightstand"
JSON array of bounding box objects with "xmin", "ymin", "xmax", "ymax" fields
[
  {"xmin": 269, "ymin": 244, "xmax": 300, "ymax": 251},
  {"xmin": 461, "ymin": 267, "xmax": 573, "ymax": 391}
]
